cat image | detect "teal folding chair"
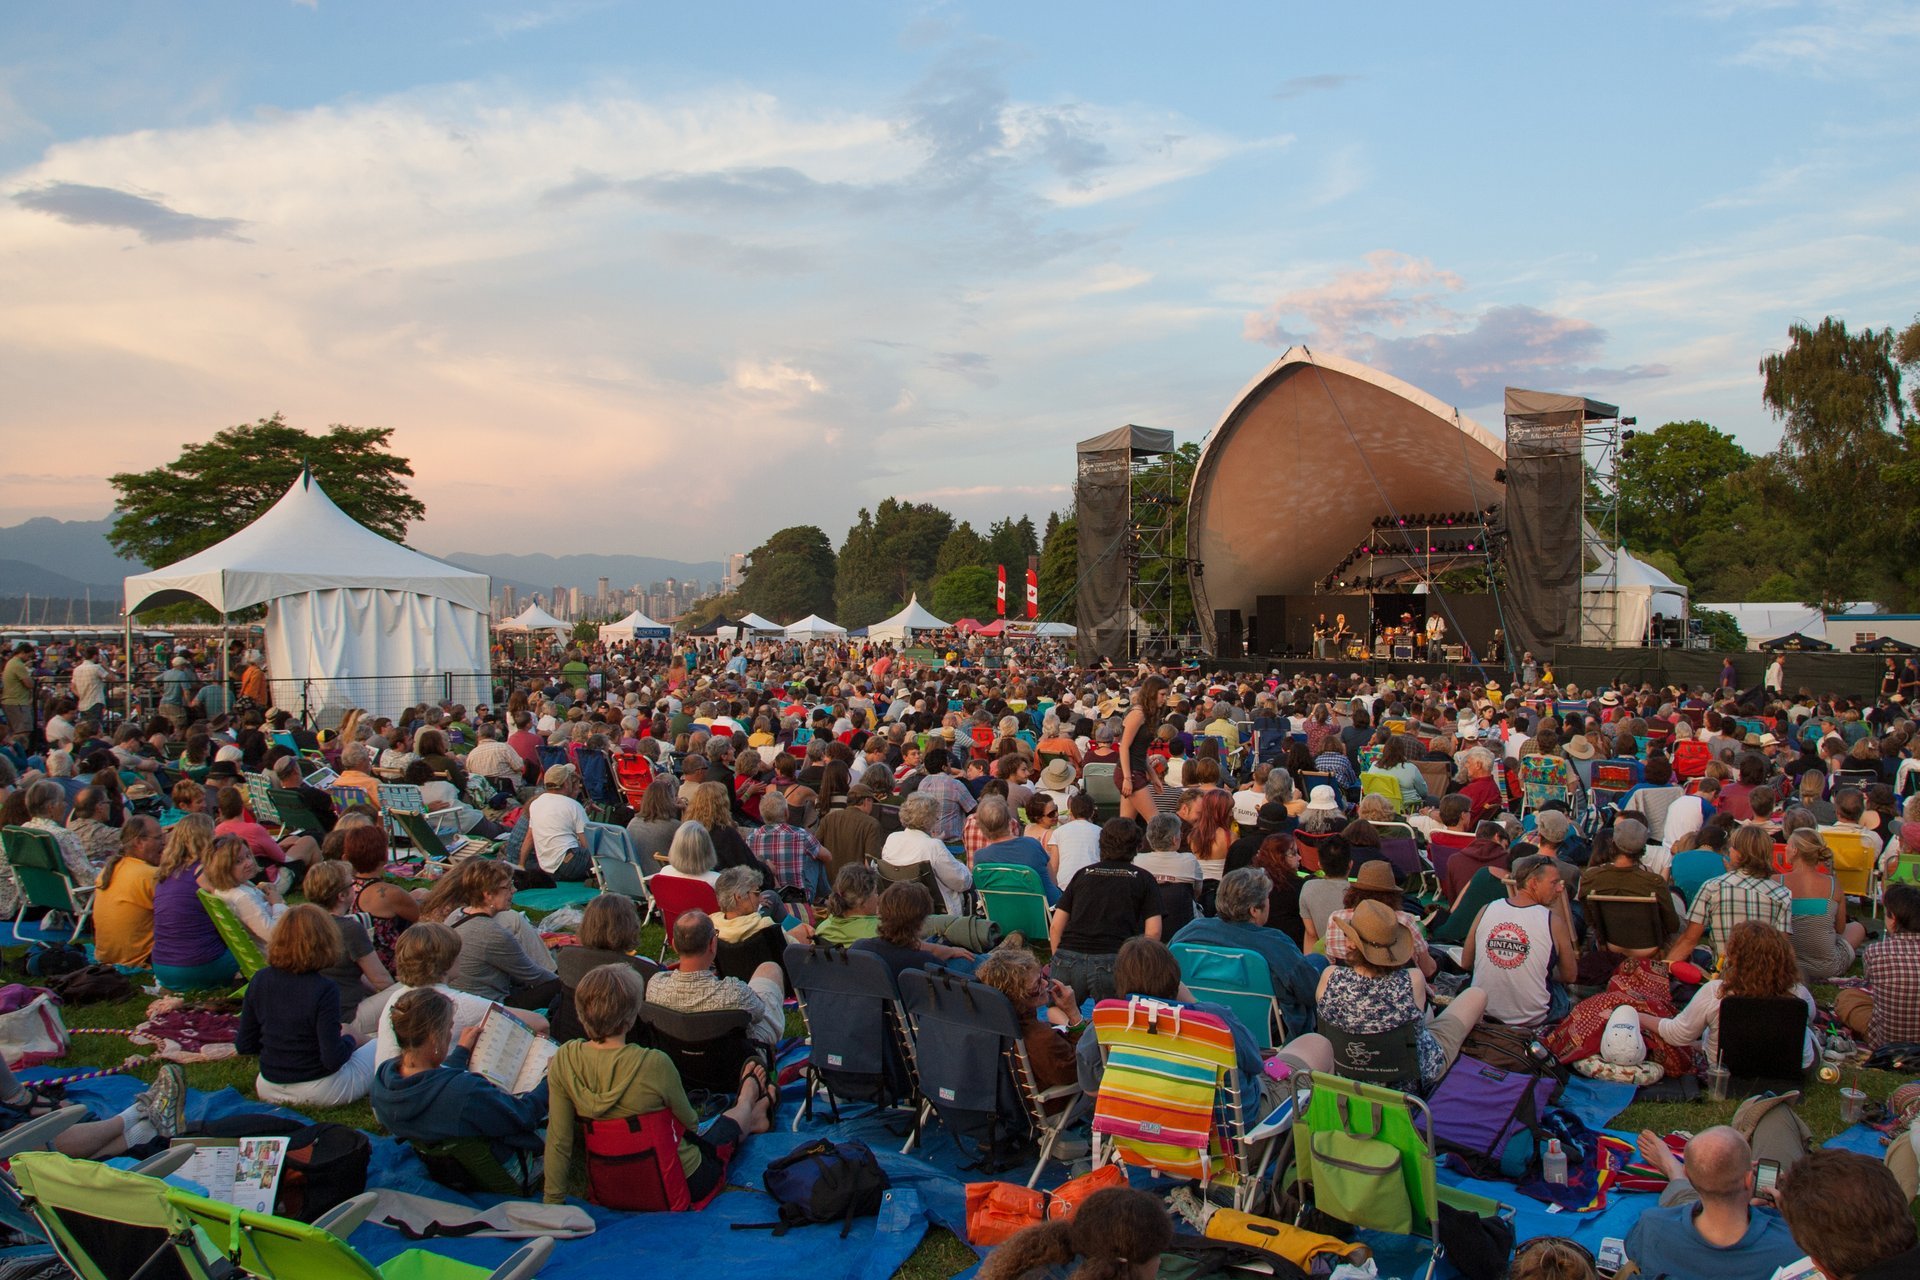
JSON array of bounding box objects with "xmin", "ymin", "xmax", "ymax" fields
[
  {"xmin": 1168, "ymin": 941, "xmax": 1286, "ymax": 1051},
  {"xmin": 973, "ymin": 863, "xmax": 1051, "ymax": 942}
]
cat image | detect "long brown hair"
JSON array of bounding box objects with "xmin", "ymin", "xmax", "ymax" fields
[
  {"xmin": 1187, "ymin": 788, "xmax": 1233, "ymax": 863},
  {"xmin": 1134, "ymin": 675, "xmax": 1167, "ymax": 730},
  {"xmin": 1720, "ymin": 921, "xmax": 1798, "ymax": 999},
  {"xmin": 977, "ymin": 1187, "xmax": 1172, "ymax": 1280}
]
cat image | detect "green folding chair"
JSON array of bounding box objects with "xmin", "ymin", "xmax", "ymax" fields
[
  {"xmin": 165, "ymin": 1184, "xmax": 553, "ymax": 1280},
  {"xmin": 10, "ymin": 1150, "xmax": 212, "ymax": 1280},
  {"xmin": 196, "ymin": 888, "xmax": 266, "ymax": 983},
  {"xmin": 1080, "ymin": 763, "xmax": 1122, "ymax": 820},
  {"xmin": 1, "ymin": 825, "xmax": 98, "ymax": 939},
  {"xmin": 394, "ymin": 809, "xmax": 496, "ymax": 864},
  {"xmin": 1168, "ymin": 941, "xmax": 1286, "ymax": 1051},
  {"xmin": 265, "ymin": 787, "xmax": 328, "ymax": 841},
  {"xmin": 973, "ymin": 863, "xmax": 1052, "ymax": 942}
]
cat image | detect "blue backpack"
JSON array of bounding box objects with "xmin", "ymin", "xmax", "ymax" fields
[{"xmin": 735, "ymin": 1139, "xmax": 890, "ymax": 1237}]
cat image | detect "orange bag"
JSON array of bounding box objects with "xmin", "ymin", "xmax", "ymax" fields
[
  {"xmin": 1045, "ymin": 1164, "xmax": 1126, "ymax": 1220},
  {"xmin": 964, "ymin": 1181, "xmax": 1046, "ymax": 1245}
]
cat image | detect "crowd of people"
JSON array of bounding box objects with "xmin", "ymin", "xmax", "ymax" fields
[{"xmin": 2, "ymin": 626, "xmax": 1919, "ymax": 1280}]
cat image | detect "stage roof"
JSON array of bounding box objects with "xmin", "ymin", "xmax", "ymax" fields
[{"xmin": 1186, "ymin": 349, "xmax": 1506, "ymax": 646}]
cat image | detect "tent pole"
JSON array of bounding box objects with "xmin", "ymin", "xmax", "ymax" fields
[
  {"xmin": 221, "ymin": 615, "xmax": 230, "ymax": 707},
  {"xmin": 123, "ymin": 613, "xmax": 133, "ymax": 724}
]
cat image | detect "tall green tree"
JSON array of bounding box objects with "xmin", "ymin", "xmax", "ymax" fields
[
  {"xmin": 984, "ymin": 516, "xmax": 1039, "ymax": 571},
  {"xmin": 1759, "ymin": 317, "xmax": 1905, "ymax": 607},
  {"xmin": 933, "ymin": 522, "xmax": 988, "ymax": 577},
  {"xmin": 930, "ymin": 564, "xmax": 997, "ymax": 621},
  {"xmin": 738, "ymin": 525, "xmax": 837, "ymax": 622},
  {"xmin": 835, "ymin": 499, "xmax": 953, "ymax": 621},
  {"xmin": 1037, "ymin": 514, "xmax": 1078, "ymax": 621},
  {"xmin": 1616, "ymin": 420, "xmax": 1752, "ymax": 562},
  {"xmin": 109, "ymin": 414, "xmax": 425, "ymax": 570}
]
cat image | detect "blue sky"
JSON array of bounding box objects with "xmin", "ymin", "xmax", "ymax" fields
[{"xmin": 3, "ymin": 1, "xmax": 1916, "ymax": 560}]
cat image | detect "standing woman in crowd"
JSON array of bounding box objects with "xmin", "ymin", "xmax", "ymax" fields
[{"xmin": 1116, "ymin": 675, "xmax": 1167, "ymax": 823}]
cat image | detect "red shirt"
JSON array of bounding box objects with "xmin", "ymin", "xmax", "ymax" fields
[{"xmin": 1460, "ymin": 775, "xmax": 1503, "ymax": 827}]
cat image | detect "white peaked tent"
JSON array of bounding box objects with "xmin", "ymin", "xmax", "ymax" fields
[
  {"xmin": 868, "ymin": 596, "xmax": 949, "ymax": 642},
  {"xmin": 784, "ymin": 614, "xmax": 846, "ymax": 638},
  {"xmin": 499, "ymin": 603, "xmax": 570, "ymax": 633},
  {"xmin": 122, "ymin": 472, "xmax": 491, "ymax": 719},
  {"xmin": 735, "ymin": 612, "xmax": 782, "ymax": 632},
  {"xmin": 598, "ymin": 609, "xmax": 671, "ymax": 642},
  {"xmin": 1581, "ymin": 547, "xmax": 1689, "ymax": 647}
]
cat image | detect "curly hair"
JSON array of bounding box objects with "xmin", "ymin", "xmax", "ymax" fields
[
  {"xmin": 1720, "ymin": 921, "xmax": 1799, "ymax": 999},
  {"xmin": 977, "ymin": 1187, "xmax": 1172, "ymax": 1280},
  {"xmin": 683, "ymin": 781, "xmax": 735, "ymax": 831}
]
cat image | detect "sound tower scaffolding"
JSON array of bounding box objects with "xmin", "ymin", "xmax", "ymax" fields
[
  {"xmin": 1501, "ymin": 388, "xmax": 1618, "ymax": 658},
  {"xmin": 1074, "ymin": 425, "xmax": 1176, "ymax": 664}
]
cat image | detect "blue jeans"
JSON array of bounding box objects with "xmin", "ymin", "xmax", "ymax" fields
[{"xmin": 1051, "ymin": 948, "xmax": 1117, "ymax": 1004}]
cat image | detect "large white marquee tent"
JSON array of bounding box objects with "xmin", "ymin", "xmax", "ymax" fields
[
  {"xmin": 122, "ymin": 472, "xmax": 491, "ymax": 720},
  {"xmin": 598, "ymin": 609, "xmax": 672, "ymax": 642},
  {"xmin": 867, "ymin": 596, "xmax": 950, "ymax": 641}
]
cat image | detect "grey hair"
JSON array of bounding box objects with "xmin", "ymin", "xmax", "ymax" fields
[
  {"xmin": 1215, "ymin": 867, "xmax": 1271, "ymax": 923},
  {"xmin": 25, "ymin": 779, "xmax": 67, "ymax": 819},
  {"xmin": 759, "ymin": 790, "xmax": 789, "ymax": 824},
  {"xmin": 897, "ymin": 793, "xmax": 939, "ymax": 834},
  {"xmin": 975, "ymin": 795, "xmax": 1013, "ymax": 839},
  {"xmin": 45, "ymin": 749, "xmax": 73, "ymax": 778},
  {"xmin": 1145, "ymin": 812, "xmax": 1184, "ymax": 852},
  {"xmin": 1463, "ymin": 747, "xmax": 1494, "ymax": 775},
  {"xmin": 1264, "ymin": 769, "xmax": 1294, "ymax": 803},
  {"xmin": 342, "ymin": 743, "xmax": 373, "ymax": 770},
  {"xmin": 667, "ymin": 820, "xmax": 718, "ymax": 875},
  {"xmin": 714, "ymin": 866, "xmax": 763, "ymax": 912}
]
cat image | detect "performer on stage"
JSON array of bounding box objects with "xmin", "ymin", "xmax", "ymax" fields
[
  {"xmin": 1425, "ymin": 612, "xmax": 1447, "ymax": 662},
  {"xmin": 1314, "ymin": 613, "xmax": 1331, "ymax": 659},
  {"xmin": 1487, "ymin": 628, "xmax": 1504, "ymax": 663},
  {"xmin": 1333, "ymin": 613, "xmax": 1353, "ymax": 657}
]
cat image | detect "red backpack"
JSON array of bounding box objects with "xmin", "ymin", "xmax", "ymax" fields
[{"xmin": 580, "ymin": 1109, "xmax": 720, "ymax": 1213}]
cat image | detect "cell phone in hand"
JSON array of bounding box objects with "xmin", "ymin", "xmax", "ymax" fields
[
  {"xmin": 1596, "ymin": 1237, "xmax": 1625, "ymax": 1276},
  {"xmin": 1754, "ymin": 1158, "xmax": 1780, "ymax": 1196}
]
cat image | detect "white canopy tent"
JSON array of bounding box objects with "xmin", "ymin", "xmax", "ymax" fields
[
  {"xmin": 1703, "ymin": 601, "xmax": 1871, "ymax": 650},
  {"xmin": 1580, "ymin": 547, "xmax": 1689, "ymax": 647},
  {"xmin": 784, "ymin": 614, "xmax": 847, "ymax": 638},
  {"xmin": 498, "ymin": 603, "xmax": 570, "ymax": 632},
  {"xmin": 598, "ymin": 609, "xmax": 671, "ymax": 643},
  {"xmin": 868, "ymin": 596, "xmax": 950, "ymax": 642},
  {"xmin": 735, "ymin": 612, "xmax": 782, "ymax": 632},
  {"xmin": 122, "ymin": 472, "xmax": 491, "ymax": 721}
]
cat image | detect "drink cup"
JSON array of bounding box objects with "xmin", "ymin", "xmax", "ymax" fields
[{"xmin": 1705, "ymin": 1065, "xmax": 1730, "ymax": 1102}]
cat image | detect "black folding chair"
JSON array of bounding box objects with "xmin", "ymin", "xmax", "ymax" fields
[
  {"xmin": 1586, "ymin": 893, "xmax": 1672, "ymax": 955},
  {"xmin": 785, "ymin": 944, "xmax": 916, "ymax": 1127},
  {"xmin": 1718, "ymin": 996, "xmax": 1809, "ymax": 1085},
  {"xmin": 633, "ymin": 1004, "xmax": 759, "ymax": 1102},
  {"xmin": 1322, "ymin": 1021, "xmax": 1423, "ymax": 1093}
]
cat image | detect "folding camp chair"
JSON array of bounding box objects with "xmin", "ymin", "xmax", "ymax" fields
[
  {"xmin": 1, "ymin": 825, "xmax": 97, "ymax": 939},
  {"xmin": 265, "ymin": 787, "xmax": 328, "ymax": 841},
  {"xmin": 10, "ymin": 1151, "xmax": 219, "ymax": 1280},
  {"xmin": 1819, "ymin": 827, "xmax": 1876, "ymax": 902},
  {"xmin": 1288, "ymin": 1071, "xmax": 1513, "ymax": 1280},
  {"xmin": 1586, "ymin": 893, "xmax": 1672, "ymax": 956},
  {"xmin": 1359, "ymin": 772, "xmax": 1410, "ymax": 815},
  {"xmin": 1430, "ymin": 868, "xmax": 1506, "ymax": 947},
  {"xmin": 410, "ymin": 1137, "xmax": 540, "ymax": 1198},
  {"xmin": 1374, "ymin": 820, "xmax": 1418, "ymax": 844},
  {"xmin": 394, "ymin": 809, "xmax": 494, "ymax": 864},
  {"xmin": 646, "ymin": 876, "xmax": 721, "ymax": 961},
  {"xmin": 1356, "ymin": 745, "xmax": 1382, "ymax": 774},
  {"xmin": 878, "ymin": 856, "xmax": 948, "ymax": 901},
  {"xmin": 898, "ymin": 968, "xmax": 1082, "ymax": 1187},
  {"xmin": 973, "ymin": 864, "xmax": 1052, "ymax": 942},
  {"xmin": 1168, "ymin": 942, "xmax": 1286, "ymax": 1051},
  {"xmin": 1080, "ymin": 763, "xmax": 1122, "ymax": 819},
  {"xmin": 1717, "ymin": 995, "xmax": 1808, "ymax": 1086},
  {"xmin": 1883, "ymin": 851, "xmax": 1920, "ymax": 901},
  {"xmin": 1321, "ymin": 1022, "xmax": 1423, "ymax": 1093},
  {"xmin": 1590, "ymin": 761, "xmax": 1639, "ymax": 812},
  {"xmin": 1414, "ymin": 760, "xmax": 1453, "ymax": 801},
  {"xmin": 1518, "ymin": 755, "xmax": 1582, "ymax": 823},
  {"xmin": 1424, "ymin": 831, "xmax": 1474, "ymax": 887},
  {"xmin": 592, "ymin": 855, "xmax": 656, "ymax": 927},
  {"xmin": 633, "ymin": 1004, "xmax": 758, "ymax": 1101},
  {"xmin": 244, "ymin": 774, "xmax": 279, "ymax": 827},
  {"xmin": 327, "ymin": 785, "xmax": 371, "ymax": 811},
  {"xmin": 1087, "ymin": 996, "xmax": 1265, "ymax": 1211},
  {"xmin": 378, "ymin": 783, "xmax": 460, "ymax": 838},
  {"xmin": 1672, "ymin": 739, "xmax": 1711, "ymax": 781},
  {"xmin": 613, "ymin": 752, "xmax": 654, "ymax": 806},
  {"xmin": 164, "ymin": 1182, "xmax": 552, "ymax": 1280},
  {"xmin": 786, "ymin": 944, "xmax": 917, "ymax": 1128},
  {"xmin": 196, "ymin": 888, "xmax": 266, "ymax": 982}
]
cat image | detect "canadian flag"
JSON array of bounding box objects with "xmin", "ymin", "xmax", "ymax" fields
[
  {"xmin": 1025, "ymin": 568, "xmax": 1038, "ymax": 619},
  {"xmin": 996, "ymin": 565, "xmax": 1007, "ymax": 617}
]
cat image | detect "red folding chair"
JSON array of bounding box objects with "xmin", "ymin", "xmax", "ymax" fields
[
  {"xmin": 615, "ymin": 752, "xmax": 655, "ymax": 806},
  {"xmin": 581, "ymin": 1108, "xmax": 725, "ymax": 1212},
  {"xmin": 648, "ymin": 875, "xmax": 723, "ymax": 960}
]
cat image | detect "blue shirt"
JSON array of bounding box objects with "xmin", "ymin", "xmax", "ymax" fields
[
  {"xmin": 1625, "ymin": 1201, "xmax": 1800, "ymax": 1280},
  {"xmin": 1169, "ymin": 915, "xmax": 1320, "ymax": 1036},
  {"xmin": 974, "ymin": 836, "xmax": 1061, "ymax": 905}
]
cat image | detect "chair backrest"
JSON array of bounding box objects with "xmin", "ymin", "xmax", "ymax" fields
[
  {"xmin": 1359, "ymin": 772, "xmax": 1406, "ymax": 814},
  {"xmin": 195, "ymin": 888, "xmax": 266, "ymax": 978},
  {"xmin": 878, "ymin": 857, "xmax": 944, "ymax": 898},
  {"xmin": 1587, "ymin": 894, "xmax": 1670, "ymax": 953},
  {"xmin": 898, "ymin": 968, "xmax": 1030, "ymax": 1155},
  {"xmin": 1519, "ymin": 755, "xmax": 1573, "ymax": 813},
  {"xmin": 1718, "ymin": 996, "xmax": 1808, "ymax": 1082},
  {"xmin": 1293, "ymin": 1070, "xmax": 1439, "ymax": 1236},
  {"xmin": 164, "ymin": 1186, "xmax": 383, "ymax": 1280},
  {"xmin": 786, "ymin": 944, "xmax": 913, "ymax": 1108},
  {"xmin": 10, "ymin": 1151, "xmax": 191, "ymax": 1280},
  {"xmin": 1, "ymin": 826, "xmax": 83, "ymax": 911},
  {"xmin": 1357, "ymin": 745, "xmax": 1382, "ymax": 774},
  {"xmin": 265, "ymin": 788, "xmax": 326, "ymax": 838},
  {"xmin": 1081, "ymin": 763, "xmax": 1121, "ymax": 808},
  {"xmin": 392, "ymin": 810, "xmax": 453, "ymax": 862},
  {"xmin": 1414, "ymin": 760, "xmax": 1452, "ymax": 799},
  {"xmin": 1322, "ymin": 1020, "xmax": 1422, "ymax": 1091},
  {"xmin": 1592, "ymin": 762, "xmax": 1637, "ymax": 796},
  {"xmin": 593, "ymin": 856, "xmax": 650, "ymax": 903},
  {"xmin": 579, "ymin": 1109, "xmax": 714, "ymax": 1212},
  {"xmin": 326, "ymin": 785, "xmax": 370, "ymax": 811},
  {"xmin": 1168, "ymin": 943, "xmax": 1283, "ymax": 1050},
  {"xmin": 1088, "ymin": 996, "xmax": 1243, "ymax": 1184},
  {"xmin": 1818, "ymin": 828, "xmax": 1875, "ymax": 898},
  {"xmin": 1887, "ymin": 852, "xmax": 1920, "ymax": 890},
  {"xmin": 377, "ymin": 783, "xmax": 428, "ymax": 816},
  {"xmin": 1672, "ymin": 740, "xmax": 1711, "ymax": 780},
  {"xmin": 633, "ymin": 1004, "xmax": 754, "ymax": 1096},
  {"xmin": 244, "ymin": 775, "xmax": 278, "ymax": 824},
  {"xmin": 1426, "ymin": 830, "xmax": 1472, "ymax": 882},
  {"xmin": 973, "ymin": 863, "xmax": 1051, "ymax": 941},
  {"xmin": 1430, "ymin": 869, "xmax": 1506, "ymax": 946},
  {"xmin": 647, "ymin": 875, "xmax": 721, "ymax": 932}
]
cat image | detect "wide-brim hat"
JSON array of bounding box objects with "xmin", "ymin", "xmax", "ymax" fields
[
  {"xmin": 1599, "ymin": 691, "xmax": 1621, "ymax": 706},
  {"xmin": 1304, "ymin": 785, "xmax": 1341, "ymax": 814},
  {"xmin": 1563, "ymin": 737, "xmax": 1596, "ymax": 760},
  {"xmin": 1354, "ymin": 861, "xmax": 1398, "ymax": 892},
  {"xmin": 1349, "ymin": 899, "xmax": 1414, "ymax": 967},
  {"xmin": 1039, "ymin": 758, "xmax": 1076, "ymax": 790}
]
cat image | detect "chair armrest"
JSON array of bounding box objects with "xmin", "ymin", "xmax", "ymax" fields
[
  {"xmin": 488, "ymin": 1236, "xmax": 555, "ymax": 1280},
  {"xmin": 130, "ymin": 1144, "xmax": 197, "ymax": 1178},
  {"xmin": 1034, "ymin": 1083, "xmax": 1082, "ymax": 1105},
  {"xmin": 312, "ymin": 1191, "xmax": 378, "ymax": 1237},
  {"xmin": 0, "ymin": 1105, "xmax": 88, "ymax": 1160}
]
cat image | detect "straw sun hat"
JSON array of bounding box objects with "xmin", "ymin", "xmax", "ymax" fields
[{"xmin": 1348, "ymin": 899, "xmax": 1414, "ymax": 968}]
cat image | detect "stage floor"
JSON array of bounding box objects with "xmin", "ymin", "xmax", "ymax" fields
[{"xmin": 1216, "ymin": 656, "xmax": 1507, "ymax": 683}]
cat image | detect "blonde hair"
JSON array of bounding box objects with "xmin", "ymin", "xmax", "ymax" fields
[
  {"xmin": 199, "ymin": 834, "xmax": 256, "ymax": 890},
  {"xmin": 267, "ymin": 903, "xmax": 344, "ymax": 973},
  {"xmin": 301, "ymin": 859, "xmax": 353, "ymax": 909},
  {"xmin": 683, "ymin": 781, "xmax": 734, "ymax": 831},
  {"xmin": 393, "ymin": 921, "xmax": 461, "ymax": 986},
  {"xmin": 157, "ymin": 813, "xmax": 215, "ymax": 878}
]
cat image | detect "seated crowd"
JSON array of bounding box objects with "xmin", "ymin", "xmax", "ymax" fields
[{"xmin": 3, "ymin": 632, "xmax": 1920, "ymax": 1280}]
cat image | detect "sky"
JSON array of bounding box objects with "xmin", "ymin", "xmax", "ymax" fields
[{"xmin": 2, "ymin": 1, "xmax": 1917, "ymax": 562}]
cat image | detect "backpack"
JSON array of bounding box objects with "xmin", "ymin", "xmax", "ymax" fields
[
  {"xmin": 25, "ymin": 942, "xmax": 88, "ymax": 978},
  {"xmin": 197, "ymin": 1116, "xmax": 371, "ymax": 1221},
  {"xmin": 735, "ymin": 1139, "xmax": 889, "ymax": 1237},
  {"xmin": 1425, "ymin": 1053, "xmax": 1557, "ymax": 1178},
  {"xmin": 1156, "ymin": 1236, "xmax": 1309, "ymax": 1280},
  {"xmin": 46, "ymin": 964, "xmax": 136, "ymax": 1005}
]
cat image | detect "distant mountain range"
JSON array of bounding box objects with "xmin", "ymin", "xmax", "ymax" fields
[{"xmin": 0, "ymin": 515, "xmax": 724, "ymax": 606}]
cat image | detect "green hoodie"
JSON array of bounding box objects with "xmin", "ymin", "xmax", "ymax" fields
[{"xmin": 542, "ymin": 1039, "xmax": 696, "ymax": 1203}]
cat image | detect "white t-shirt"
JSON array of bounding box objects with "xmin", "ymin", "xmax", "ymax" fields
[
  {"xmin": 375, "ymin": 982, "xmax": 497, "ymax": 1066},
  {"xmin": 527, "ymin": 791, "xmax": 589, "ymax": 872},
  {"xmin": 1231, "ymin": 788, "xmax": 1263, "ymax": 828},
  {"xmin": 71, "ymin": 661, "xmax": 107, "ymax": 710},
  {"xmin": 1469, "ymin": 898, "xmax": 1555, "ymax": 1027},
  {"xmin": 1051, "ymin": 820, "xmax": 1104, "ymax": 889}
]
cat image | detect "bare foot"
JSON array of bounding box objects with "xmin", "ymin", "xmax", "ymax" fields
[{"xmin": 1636, "ymin": 1129, "xmax": 1682, "ymax": 1180}]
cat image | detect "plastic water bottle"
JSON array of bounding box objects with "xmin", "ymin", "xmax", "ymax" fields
[{"xmin": 1543, "ymin": 1138, "xmax": 1569, "ymax": 1186}]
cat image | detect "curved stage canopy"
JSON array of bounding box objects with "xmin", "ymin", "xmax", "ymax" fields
[{"xmin": 1187, "ymin": 348, "xmax": 1506, "ymax": 649}]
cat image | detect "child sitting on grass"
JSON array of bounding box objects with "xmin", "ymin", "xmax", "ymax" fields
[{"xmin": 371, "ymin": 987, "xmax": 547, "ymax": 1168}]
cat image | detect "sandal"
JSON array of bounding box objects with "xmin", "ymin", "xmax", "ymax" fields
[
  {"xmin": 4, "ymin": 1083, "xmax": 66, "ymax": 1119},
  {"xmin": 738, "ymin": 1057, "xmax": 770, "ymax": 1100}
]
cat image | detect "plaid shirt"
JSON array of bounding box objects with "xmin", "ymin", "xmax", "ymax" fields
[
  {"xmin": 1687, "ymin": 871, "xmax": 1792, "ymax": 957},
  {"xmin": 962, "ymin": 814, "xmax": 991, "ymax": 861},
  {"xmin": 1864, "ymin": 932, "xmax": 1920, "ymax": 1049},
  {"xmin": 746, "ymin": 822, "xmax": 826, "ymax": 891},
  {"xmin": 1313, "ymin": 750, "xmax": 1358, "ymax": 790},
  {"xmin": 916, "ymin": 772, "xmax": 976, "ymax": 844}
]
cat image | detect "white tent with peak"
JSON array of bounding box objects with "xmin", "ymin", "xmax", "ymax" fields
[
  {"xmin": 784, "ymin": 614, "xmax": 846, "ymax": 638},
  {"xmin": 122, "ymin": 471, "xmax": 492, "ymax": 719},
  {"xmin": 598, "ymin": 609, "xmax": 671, "ymax": 642},
  {"xmin": 498, "ymin": 603, "xmax": 570, "ymax": 632},
  {"xmin": 735, "ymin": 612, "xmax": 782, "ymax": 632},
  {"xmin": 867, "ymin": 595, "xmax": 950, "ymax": 641}
]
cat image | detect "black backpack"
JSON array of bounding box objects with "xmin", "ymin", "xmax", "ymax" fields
[{"xmin": 734, "ymin": 1139, "xmax": 890, "ymax": 1237}]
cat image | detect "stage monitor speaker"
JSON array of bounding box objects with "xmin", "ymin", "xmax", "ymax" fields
[{"xmin": 1214, "ymin": 609, "xmax": 1243, "ymax": 659}]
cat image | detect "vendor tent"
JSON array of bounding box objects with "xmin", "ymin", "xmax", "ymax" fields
[
  {"xmin": 1580, "ymin": 547, "xmax": 1688, "ymax": 648},
  {"xmin": 735, "ymin": 612, "xmax": 781, "ymax": 632},
  {"xmin": 1032, "ymin": 621, "xmax": 1075, "ymax": 638},
  {"xmin": 598, "ymin": 609, "xmax": 671, "ymax": 642},
  {"xmin": 868, "ymin": 596, "xmax": 949, "ymax": 642},
  {"xmin": 784, "ymin": 614, "xmax": 846, "ymax": 638},
  {"xmin": 1759, "ymin": 632, "xmax": 1835, "ymax": 652},
  {"xmin": 1700, "ymin": 601, "xmax": 1869, "ymax": 651},
  {"xmin": 498, "ymin": 603, "xmax": 570, "ymax": 632},
  {"xmin": 686, "ymin": 616, "xmax": 741, "ymax": 637},
  {"xmin": 122, "ymin": 471, "xmax": 491, "ymax": 720},
  {"xmin": 1851, "ymin": 634, "xmax": 1920, "ymax": 655}
]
